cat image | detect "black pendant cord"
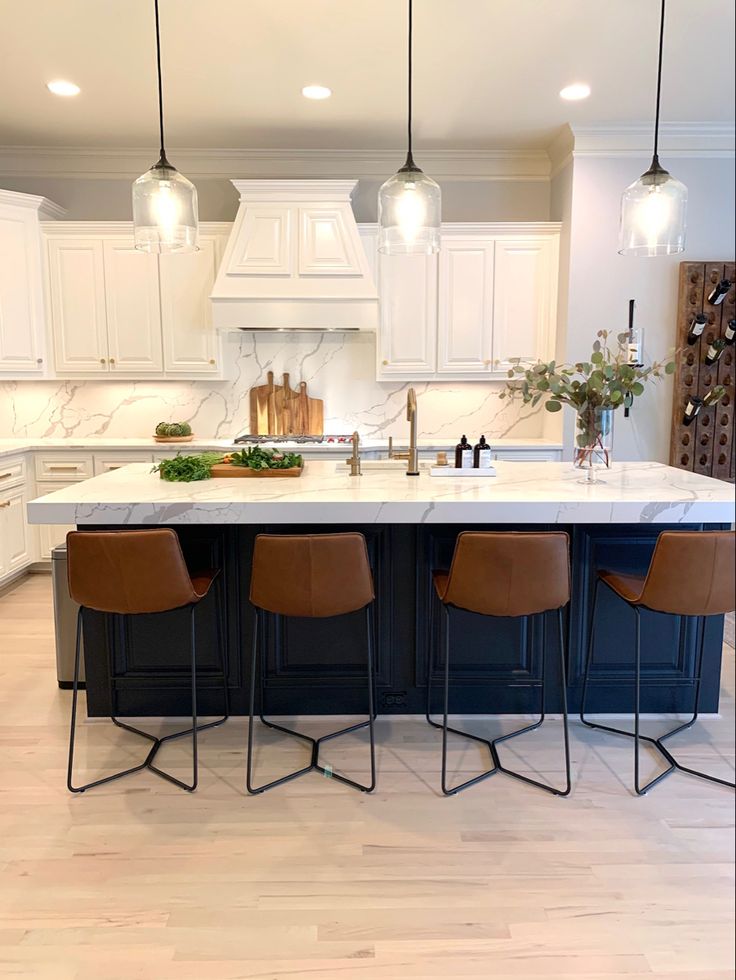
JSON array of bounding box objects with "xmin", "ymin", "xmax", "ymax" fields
[
  {"xmin": 402, "ymin": 0, "xmax": 417, "ymax": 172},
  {"xmin": 153, "ymin": 0, "xmax": 170, "ymax": 168},
  {"xmin": 651, "ymin": 0, "xmax": 666, "ymax": 169}
]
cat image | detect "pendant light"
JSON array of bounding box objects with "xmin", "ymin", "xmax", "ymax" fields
[
  {"xmin": 619, "ymin": 0, "xmax": 687, "ymax": 256},
  {"xmin": 378, "ymin": 0, "xmax": 441, "ymax": 254},
  {"xmin": 132, "ymin": 0, "xmax": 198, "ymax": 252}
]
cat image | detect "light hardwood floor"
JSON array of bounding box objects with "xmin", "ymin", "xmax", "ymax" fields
[{"xmin": 0, "ymin": 573, "xmax": 734, "ymax": 980}]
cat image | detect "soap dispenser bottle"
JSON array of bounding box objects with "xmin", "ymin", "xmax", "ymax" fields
[
  {"xmin": 473, "ymin": 435, "xmax": 492, "ymax": 468},
  {"xmin": 455, "ymin": 435, "xmax": 472, "ymax": 469}
]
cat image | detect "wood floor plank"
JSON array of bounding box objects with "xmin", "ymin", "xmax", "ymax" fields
[{"xmin": 0, "ymin": 573, "xmax": 733, "ymax": 979}]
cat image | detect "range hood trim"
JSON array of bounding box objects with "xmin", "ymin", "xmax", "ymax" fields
[{"xmin": 211, "ymin": 179, "xmax": 378, "ymax": 333}]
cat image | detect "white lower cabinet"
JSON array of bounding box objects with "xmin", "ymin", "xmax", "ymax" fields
[
  {"xmin": 0, "ymin": 483, "xmax": 33, "ymax": 580},
  {"xmin": 34, "ymin": 452, "xmax": 93, "ymax": 561},
  {"xmin": 93, "ymin": 453, "xmax": 153, "ymax": 475}
]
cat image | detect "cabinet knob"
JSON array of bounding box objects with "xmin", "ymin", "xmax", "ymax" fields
[
  {"xmin": 484, "ymin": 359, "xmax": 491, "ymax": 366},
  {"xmin": 100, "ymin": 358, "xmax": 106, "ymax": 365},
  {"xmin": 382, "ymin": 359, "xmax": 389, "ymax": 366},
  {"xmin": 109, "ymin": 357, "xmax": 116, "ymax": 365},
  {"xmin": 209, "ymin": 358, "xmax": 216, "ymax": 365},
  {"xmin": 36, "ymin": 357, "xmax": 43, "ymax": 365},
  {"xmin": 0, "ymin": 500, "xmax": 10, "ymax": 509}
]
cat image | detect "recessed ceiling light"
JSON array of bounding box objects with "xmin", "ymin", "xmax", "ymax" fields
[
  {"xmin": 560, "ymin": 83, "xmax": 591, "ymax": 101},
  {"xmin": 301, "ymin": 84, "xmax": 332, "ymax": 100},
  {"xmin": 47, "ymin": 80, "xmax": 81, "ymax": 97}
]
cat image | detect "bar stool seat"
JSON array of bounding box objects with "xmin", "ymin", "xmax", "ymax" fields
[
  {"xmin": 66, "ymin": 529, "xmax": 229, "ymax": 794},
  {"xmin": 246, "ymin": 532, "xmax": 377, "ymax": 795},
  {"xmin": 427, "ymin": 531, "xmax": 572, "ymax": 798},
  {"xmin": 581, "ymin": 530, "xmax": 736, "ymax": 795}
]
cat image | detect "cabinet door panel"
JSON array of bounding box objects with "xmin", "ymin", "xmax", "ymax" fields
[
  {"xmin": 0, "ymin": 208, "xmax": 44, "ymax": 373},
  {"xmin": 160, "ymin": 236, "xmax": 221, "ymax": 374},
  {"xmin": 1, "ymin": 486, "xmax": 33, "ymax": 574},
  {"xmin": 103, "ymin": 240, "xmax": 162, "ymax": 373},
  {"xmin": 377, "ymin": 252, "xmax": 437, "ymax": 376},
  {"xmin": 48, "ymin": 239, "xmax": 109, "ymax": 372},
  {"xmin": 492, "ymin": 237, "xmax": 557, "ymax": 369},
  {"xmin": 437, "ymin": 239, "xmax": 494, "ymax": 374}
]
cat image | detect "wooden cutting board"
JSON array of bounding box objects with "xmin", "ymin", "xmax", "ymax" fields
[
  {"xmin": 210, "ymin": 463, "xmax": 303, "ymax": 478},
  {"xmin": 248, "ymin": 376, "xmax": 324, "ymax": 436}
]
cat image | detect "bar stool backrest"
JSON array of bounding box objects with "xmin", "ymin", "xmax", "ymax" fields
[
  {"xmin": 250, "ymin": 533, "xmax": 374, "ymax": 618},
  {"xmin": 636, "ymin": 530, "xmax": 735, "ymax": 616},
  {"xmin": 67, "ymin": 529, "xmax": 201, "ymax": 614},
  {"xmin": 443, "ymin": 531, "xmax": 571, "ymax": 616}
]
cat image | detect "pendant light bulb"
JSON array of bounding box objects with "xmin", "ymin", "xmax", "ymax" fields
[
  {"xmin": 378, "ymin": 0, "xmax": 441, "ymax": 255},
  {"xmin": 133, "ymin": 0, "xmax": 198, "ymax": 253},
  {"xmin": 619, "ymin": 0, "xmax": 686, "ymax": 256}
]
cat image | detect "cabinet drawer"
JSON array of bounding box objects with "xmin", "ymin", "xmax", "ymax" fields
[
  {"xmin": 93, "ymin": 453, "xmax": 153, "ymax": 475},
  {"xmin": 0, "ymin": 455, "xmax": 27, "ymax": 490},
  {"xmin": 493, "ymin": 450, "xmax": 561, "ymax": 462},
  {"xmin": 35, "ymin": 454, "xmax": 93, "ymax": 482}
]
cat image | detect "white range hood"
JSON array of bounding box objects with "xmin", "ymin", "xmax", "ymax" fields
[{"xmin": 211, "ymin": 179, "xmax": 377, "ymax": 331}]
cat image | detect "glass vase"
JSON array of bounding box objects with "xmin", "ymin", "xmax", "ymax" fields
[{"xmin": 574, "ymin": 407, "xmax": 614, "ymax": 482}]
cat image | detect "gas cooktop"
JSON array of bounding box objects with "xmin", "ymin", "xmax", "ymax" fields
[{"xmin": 233, "ymin": 434, "xmax": 354, "ymax": 445}]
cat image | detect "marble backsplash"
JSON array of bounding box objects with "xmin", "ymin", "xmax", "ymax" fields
[{"xmin": 0, "ymin": 332, "xmax": 546, "ymax": 442}]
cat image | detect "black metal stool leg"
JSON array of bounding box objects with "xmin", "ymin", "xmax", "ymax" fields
[
  {"xmin": 246, "ymin": 606, "xmax": 378, "ymax": 795},
  {"xmin": 68, "ymin": 603, "xmax": 226, "ymax": 794},
  {"xmin": 491, "ymin": 610, "xmax": 572, "ymax": 797},
  {"xmin": 430, "ymin": 605, "xmax": 498, "ymax": 796},
  {"xmin": 581, "ymin": 585, "xmax": 734, "ymax": 794}
]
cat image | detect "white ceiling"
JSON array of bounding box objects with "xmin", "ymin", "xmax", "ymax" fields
[{"xmin": 0, "ymin": 0, "xmax": 733, "ymax": 152}]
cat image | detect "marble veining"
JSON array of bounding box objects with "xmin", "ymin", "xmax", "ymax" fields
[
  {"xmin": 0, "ymin": 332, "xmax": 546, "ymax": 442},
  {"xmin": 27, "ymin": 460, "xmax": 736, "ymax": 526}
]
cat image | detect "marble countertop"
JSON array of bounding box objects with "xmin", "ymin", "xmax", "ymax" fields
[
  {"xmin": 26, "ymin": 459, "xmax": 736, "ymax": 526},
  {"xmin": 0, "ymin": 436, "xmax": 563, "ymax": 460}
]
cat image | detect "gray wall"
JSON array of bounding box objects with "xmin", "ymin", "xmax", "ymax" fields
[{"xmin": 0, "ymin": 174, "xmax": 550, "ymax": 222}]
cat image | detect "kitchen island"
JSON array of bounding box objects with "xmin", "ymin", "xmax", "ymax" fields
[{"xmin": 28, "ymin": 460, "xmax": 735, "ymax": 717}]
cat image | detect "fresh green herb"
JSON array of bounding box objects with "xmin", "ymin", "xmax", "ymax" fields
[
  {"xmin": 224, "ymin": 447, "xmax": 303, "ymax": 470},
  {"xmin": 153, "ymin": 452, "xmax": 223, "ymax": 482}
]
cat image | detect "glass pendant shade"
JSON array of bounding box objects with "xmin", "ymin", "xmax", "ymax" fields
[
  {"xmin": 378, "ymin": 164, "xmax": 441, "ymax": 255},
  {"xmin": 619, "ymin": 162, "xmax": 687, "ymax": 256},
  {"xmin": 133, "ymin": 160, "xmax": 198, "ymax": 253}
]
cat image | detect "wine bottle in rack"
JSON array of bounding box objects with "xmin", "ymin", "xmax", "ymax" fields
[
  {"xmin": 704, "ymin": 338, "xmax": 726, "ymax": 366},
  {"xmin": 686, "ymin": 313, "xmax": 708, "ymax": 345},
  {"xmin": 707, "ymin": 279, "xmax": 732, "ymax": 306},
  {"xmin": 702, "ymin": 387, "xmax": 725, "ymax": 408},
  {"xmin": 725, "ymin": 318, "xmax": 735, "ymax": 346},
  {"xmin": 682, "ymin": 396, "xmax": 703, "ymax": 426}
]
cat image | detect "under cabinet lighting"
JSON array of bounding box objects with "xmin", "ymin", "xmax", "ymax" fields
[{"xmin": 46, "ymin": 80, "xmax": 80, "ymax": 97}]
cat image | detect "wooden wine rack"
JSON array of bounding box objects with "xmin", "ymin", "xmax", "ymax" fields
[{"xmin": 669, "ymin": 261, "xmax": 735, "ymax": 483}]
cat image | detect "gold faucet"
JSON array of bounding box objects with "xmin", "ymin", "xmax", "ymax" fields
[
  {"xmin": 388, "ymin": 388, "xmax": 420, "ymax": 476},
  {"xmin": 347, "ymin": 430, "xmax": 362, "ymax": 476}
]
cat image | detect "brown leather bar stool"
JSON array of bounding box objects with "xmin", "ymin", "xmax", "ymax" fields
[
  {"xmin": 66, "ymin": 529, "xmax": 229, "ymax": 793},
  {"xmin": 247, "ymin": 532, "xmax": 377, "ymax": 795},
  {"xmin": 428, "ymin": 531, "xmax": 572, "ymax": 797},
  {"xmin": 581, "ymin": 530, "xmax": 735, "ymax": 796}
]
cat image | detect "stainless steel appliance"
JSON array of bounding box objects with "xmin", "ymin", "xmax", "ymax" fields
[{"xmin": 52, "ymin": 544, "xmax": 84, "ymax": 688}]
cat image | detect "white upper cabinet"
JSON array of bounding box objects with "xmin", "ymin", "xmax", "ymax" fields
[
  {"xmin": 102, "ymin": 240, "xmax": 162, "ymax": 373},
  {"xmin": 0, "ymin": 191, "xmax": 64, "ymax": 377},
  {"xmin": 438, "ymin": 237, "xmax": 495, "ymax": 375},
  {"xmin": 492, "ymin": 235, "xmax": 558, "ymax": 371},
  {"xmin": 378, "ymin": 252, "xmax": 437, "ymax": 376},
  {"xmin": 159, "ymin": 234, "xmax": 224, "ymax": 374},
  {"xmin": 48, "ymin": 239, "xmax": 109, "ymax": 372},
  {"xmin": 43, "ymin": 222, "xmax": 228, "ymax": 379},
  {"xmin": 372, "ymin": 223, "xmax": 560, "ymax": 381}
]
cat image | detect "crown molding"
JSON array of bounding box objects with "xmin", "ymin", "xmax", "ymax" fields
[
  {"xmin": 0, "ymin": 145, "xmax": 551, "ymax": 181},
  {"xmin": 571, "ymin": 122, "xmax": 735, "ymax": 158},
  {"xmin": 0, "ymin": 188, "xmax": 67, "ymax": 218}
]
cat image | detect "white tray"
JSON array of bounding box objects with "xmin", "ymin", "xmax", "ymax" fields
[{"xmin": 430, "ymin": 466, "xmax": 497, "ymax": 477}]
